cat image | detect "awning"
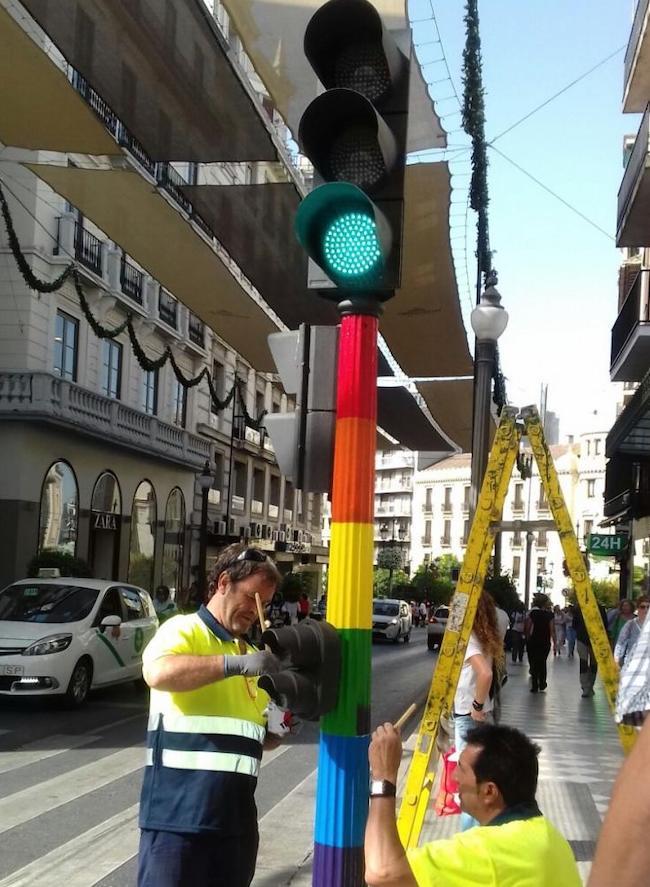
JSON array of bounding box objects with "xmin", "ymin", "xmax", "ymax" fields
[
  {"xmin": 20, "ymin": 0, "xmax": 278, "ymax": 161},
  {"xmin": 219, "ymin": 0, "xmax": 446, "ymax": 153},
  {"xmin": 606, "ymin": 373, "xmax": 650, "ymax": 458},
  {"xmin": 25, "ymin": 162, "xmax": 281, "ymax": 370},
  {"xmin": 0, "ymin": 5, "xmax": 119, "ymax": 155}
]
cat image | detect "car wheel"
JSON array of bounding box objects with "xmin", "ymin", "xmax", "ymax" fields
[
  {"xmin": 403, "ymin": 631, "xmax": 411, "ymax": 643},
  {"xmin": 65, "ymin": 659, "xmax": 92, "ymax": 708}
]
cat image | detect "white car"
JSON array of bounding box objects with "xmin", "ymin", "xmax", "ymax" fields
[
  {"xmin": 0, "ymin": 578, "xmax": 159, "ymax": 707},
  {"xmin": 372, "ymin": 598, "xmax": 412, "ymax": 644}
]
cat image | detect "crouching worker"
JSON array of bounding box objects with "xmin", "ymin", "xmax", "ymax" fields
[
  {"xmin": 138, "ymin": 543, "xmax": 298, "ymax": 887},
  {"xmin": 364, "ymin": 722, "xmax": 581, "ymax": 887}
]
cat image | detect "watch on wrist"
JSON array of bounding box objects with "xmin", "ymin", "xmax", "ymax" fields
[
  {"xmin": 472, "ymin": 699, "xmax": 485, "ymax": 712},
  {"xmin": 369, "ymin": 779, "xmax": 397, "ymax": 798}
]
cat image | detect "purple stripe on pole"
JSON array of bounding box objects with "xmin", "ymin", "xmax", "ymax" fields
[{"xmin": 313, "ymin": 843, "xmax": 365, "ymax": 887}]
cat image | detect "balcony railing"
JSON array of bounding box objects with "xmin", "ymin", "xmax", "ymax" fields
[
  {"xmin": 625, "ymin": 0, "xmax": 650, "ymax": 98},
  {"xmin": 618, "ymin": 105, "xmax": 650, "ymax": 244},
  {"xmin": 512, "ymin": 501, "xmax": 525, "ymax": 513},
  {"xmin": 0, "ymin": 372, "xmax": 210, "ymax": 468},
  {"xmin": 74, "ymin": 221, "xmax": 102, "ymax": 276},
  {"xmin": 120, "ymin": 253, "xmax": 143, "ymax": 304},
  {"xmin": 156, "ymin": 163, "xmax": 193, "ymax": 214},
  {"xmin": 421, "ymin": 536, "xmax": 432, "ymax": 545},
  {"xmin": 537, "ymin": 499, "xmax": 550, "ymax": 512},
  {"xmin": 611, "ymin": 270, "xmax": 650, "ymax": 377},
  {"xmin": 188, "ymin": 313, "xmax": 205, "ymax": 348},
  {"xmin": 69, "ymin": 69, "xmax": 118, "ymax": 135},
  {"xmin": 440, "ymin": 536, "xmax": 451, "ymax": 547},
  {"xmin": 116, "ymin": 123, "xmax": 156, "ymax": 176},
  {"xmin": 158, "ymin": 287, "xmax": 178, "ymax": 329}
]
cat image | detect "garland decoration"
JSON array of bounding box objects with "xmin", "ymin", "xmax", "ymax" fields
[{"xmin": 0, "ymin": 182, "xmax": 266, "ymax": 429}]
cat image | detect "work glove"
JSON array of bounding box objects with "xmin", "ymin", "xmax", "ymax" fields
[
  {"xmin": 223, "ymin": 649, "xmax": 283, "ymax": 678},
  {"xmin": 263, "ymin": 700, "xmax": 303, "ymax": 737}
]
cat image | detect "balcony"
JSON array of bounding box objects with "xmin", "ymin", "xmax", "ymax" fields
[
  {"xmin": 119, "ymin": 253, "xmax": 144, "ymax": 305},
  {"xmin": 421, "ymin": 536, "xmax": 432, "ymax": 546},
  {"xmin": 0, "ymin": 372, "xmax": 210, "ymax": 469},
  {"xmin": 158, "ymin": 287, "xmax": 179, "ymax": 329},
  {"xmin": 73, "ymin": 221, "xmax": 103, "ymax": 276},
  {"xmin": 422, "ymin": 501, "xmax": 433, "ymax": 514},
  {"xmin": 536, "ymin": 499, "xmax": 550, "ymax": 513},
  {"xmin": 610, "ymin": 270, "xmax": 650, "ymax": 381},
  {"xmin": 156, "ymin": 163, "xmax": 192, "ymax": 215},
  {"xmin": 511, "ymin": 501, "xmax": 525, "ymax": 514},
  {"xmin": 440, "ymin": 536, "xmax": 451, "ymax": 548},
  {"xmin": 617, "ymin": 106, "xmax": 650, "ymax": 247},
  {"xmin": 510, "ymin": 536, "xmax": 523, "ymax": 549},
  {"xmin": 624, "ymin": 0, "xmax": 650, "ymax": 112}
]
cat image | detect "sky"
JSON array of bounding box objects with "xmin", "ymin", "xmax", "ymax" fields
[{"xmin": 408, "ymin": 0, "xmax": 636, "ymax": 437}]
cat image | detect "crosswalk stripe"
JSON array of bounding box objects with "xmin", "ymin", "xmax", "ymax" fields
[
  {"xmin": 0, "ymin": 714, "xmax": 145, "ymax": 775},
  {"xmin": 0, "ymin": 804, "xmax": 140, "ymax": 887},
  {"xmin": 0, "ymin": 746, "xmax": 145, "ymax": 836}
]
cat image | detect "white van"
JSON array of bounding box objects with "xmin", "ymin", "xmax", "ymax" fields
[{"xmin": 372, "ymin": 598, "xmax": 412, "ymax": 644}]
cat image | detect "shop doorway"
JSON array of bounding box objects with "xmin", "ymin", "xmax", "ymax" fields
[{"xmin": 89, "ymin": 472, "xmax": 122, "ymax": 579}]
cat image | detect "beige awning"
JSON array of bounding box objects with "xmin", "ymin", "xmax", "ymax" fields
[
  {"xmin": 25, "ymin": 163, "xmax": 281, "ymax": 370},
  {"xmin": 0, "ymin": 5, "xmax": 118, "ymax": 155},
  {"xmin": 220, "ymin": 0, "xmax": 446, "ymax": 153}
]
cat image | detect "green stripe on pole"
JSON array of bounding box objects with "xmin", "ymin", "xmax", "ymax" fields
[
  {"xmin": 95, "ymin": 630, "xmax": 126, "ymax": 667},
  {"xmin": 323, "ymin": 629, "xmax": 371, "ymax": 737}
]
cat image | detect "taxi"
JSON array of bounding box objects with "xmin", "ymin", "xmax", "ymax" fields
[{"xmin": 0, "ymin": 577, "xmax": 159, "ymax": 706}]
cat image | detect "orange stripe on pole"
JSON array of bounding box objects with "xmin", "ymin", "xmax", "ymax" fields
[{"xmin": 330, "ymin": 417, "xmax": 376, "ymax": 524}]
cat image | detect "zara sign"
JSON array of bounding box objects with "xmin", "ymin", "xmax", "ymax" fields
[{"xmin": 93, "ymin": 512, "xmax": 119, "ymax": 531}]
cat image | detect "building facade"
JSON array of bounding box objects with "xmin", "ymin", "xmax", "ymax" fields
[
  {"xmin": 411, "ymin": 432, "xmax": 611, "ymax": 604},
  {"xmin": 373, "ymin": 450, "xmax": 415, "ymax": 575},
  {"xmin": 0, "ymin": 0, "xmax": 326, "ymax": 594}
]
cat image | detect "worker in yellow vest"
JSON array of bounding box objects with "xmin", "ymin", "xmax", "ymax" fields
[
  {"xmin": 138, "ymin": 543, "xmax": 289, "ymax": 887},
  {"xmin": 364, "ymin": 722, "xmax": 581, "ymax": 887}
]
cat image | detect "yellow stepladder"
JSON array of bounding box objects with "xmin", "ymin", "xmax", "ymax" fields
[{"xmin": 397, "ymin": 405, "xmax": 636, "ymax": 850}]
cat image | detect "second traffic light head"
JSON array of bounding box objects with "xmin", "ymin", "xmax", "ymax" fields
[{"xmin": 295, "ymin": 182, "xmax": 392, "ymax": 291}]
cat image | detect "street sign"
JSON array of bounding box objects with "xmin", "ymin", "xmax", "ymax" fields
[{"xmin": 587, "ymin": 533, "xmax": 628, "ymax": 556}]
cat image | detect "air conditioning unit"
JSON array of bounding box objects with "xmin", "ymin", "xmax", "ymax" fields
[
  {"xmin": 277, "ymin": 531, "xmax": 286, "ymax": 543},
  {"xmin": 271, "ymin": 530, "xmax": 279, "ymax": 542},
  {"xmin": 214, "ymin": 520, "xmax": 227, "ymax": 536},
  {"xmin": 250, "ymin": 522, "xmax": 262, "ymax": 539},
  {"xmin": 262, "ymin": 525, "xmax": 272, "ymax": 540}
]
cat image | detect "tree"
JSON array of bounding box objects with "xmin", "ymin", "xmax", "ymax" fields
[
  {"xmin": 374, "ymin": 568, "xmax": 409, "ymax": 598},
  {"xmin": 27, "ymin": 548, "xmax": 92, "ymax": 578},
  {"xmin": 377, "ymin": 547, "xmax": 403, "ymax": 571},
  {"xmin": 567, "ymin": 579, "xmax": 619, "ymax": 610},
  {"xmin": 484, "ymin": 574, "xmax": 520, "ymax": 613},
  {"xmin": 430, "ymin": 554, "xmax": 461, "ymax": 581},
  {"xmin": 410, "ymin": 563, "xmax": 454, "ymax": 606}
]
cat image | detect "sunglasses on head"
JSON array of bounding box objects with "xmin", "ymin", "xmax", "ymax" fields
[{"xmin": 230, "ymin": 548, "xmax": 268, "ymax": 567}]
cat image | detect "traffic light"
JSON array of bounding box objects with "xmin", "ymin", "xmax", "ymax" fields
[
  {"xmin": 258, "ymin": 618, "xmax": 342, "ymax": 721},
  {"xmin": 263, "ymin": 324, "xmax": 338, "ymax": 493},
  {"xmin": 295, "ymin": 0, "xmax": 410, "ymax": 298}
]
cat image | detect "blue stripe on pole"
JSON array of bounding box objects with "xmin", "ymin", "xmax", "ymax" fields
[{"xmin": 314, "ymin": 732, "xmax": 369, "ymax": 847}]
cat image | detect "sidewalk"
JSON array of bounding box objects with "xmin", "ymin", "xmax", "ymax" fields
[{"xmin": 254, "ymin": 649, "xmax": 625, "ymax": 885}]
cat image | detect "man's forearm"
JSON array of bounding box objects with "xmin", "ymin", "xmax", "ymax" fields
[
  {"xmin": 365, "ymin": 798, "xmax": 417, "ymax": 887},
  {"xmin": 589, "ymin": 719, "xmax": 650, "ymax": 887},
  {"xmin": 143, "ymin": 654, "xmax": 225, "ymax": 691}
]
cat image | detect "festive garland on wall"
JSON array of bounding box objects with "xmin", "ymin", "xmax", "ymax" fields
[{"xmin": 0, "ymin": 182, "xmax": 266, "ymax": 431}]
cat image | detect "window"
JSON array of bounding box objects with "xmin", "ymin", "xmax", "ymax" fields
[
  {"xmin": 513, "ymin": 483, "xmax": 524, "ymax": 510},
  {"xmin": 128, "ymin": 481, "xmax": 156, "ymax": 593},
  {"xmin": 38, "ymin": 461, "xmax": 78, "ymax": 555},
  {"xmin": 463, "ymin": 486, "xmax": 471, "ymax": 511},
  {"xmin": 252, "ymin": 468, "xmax": 265, "ymax": 515},
  {"xmin": 512, "ymin": 556, "xmax": 521, "ymax": 579},
  {"xmin": 162, "ymin": 488, "xmax": 185, "ymax": 597},
  {"xmin": 537, "ymin": 557, "xmax": 546, "ymax": 575},
  {"xmin": 101, "ymin": 340, "xmax": 122, "ymax": 400},
  {"xmin": 54, "ymin": 311, "xmax": 79, "ymax": 381},
  {"xmin": 284, "ymin": 481, "xmax": 294, "ymax": 520},
  {"xmin": 119, "ymin": 587, "xmax": 145, "ymax": 621},
  {"xmin": 441, "ymin": 520, "xmax": 451, "ymax": 546},
  {"xmin": 513, "ymin": 530, "xmax": 522, "ymax": 547},
  {"xmin": 211, "ymin": 361, "xmax": 225, "ymax": 413},
  {"xmin": 92, "ymin": 471, "xmax": 121, "ymax": 514},
  {"xmin": 587, "ymin": 479, "xmax": 596, "ymax": 498},
  {"xmin": 142, "ymin": 369, "xmax": 158, "ymax": 415},
  {"xmin": 461, "ymin": 519, "xmax": 470, "ymax": 546},
  {"xmin": 594, "ymin": 439, "xmax": 601, "ymax": 455},
  {"xmin": 538, "ymin": 482, "xmax": 548, "ymax": 510},
  {"xmin": 587, "ymin": 440, "xmax": 591, "ymax": 457},
  {"xmin": 537, "ymin": 530, "xmax": 548, "ymax": 549},
  {"xmin": 443, "ymin": 487, "xmax": 452, "ymax": 511},
  {"xmin": 172, "ymin": 378, "xmax": 187, "ymax": 428},
  {"xmin": 424, "ymin": 488, "xmax": 432, "ymax": 511},
  {"xmin": 584, "ymin": 519, "xmax": 593, "ymax": 542},
  {"xmin": 423, "ymin": 520, "xmax": 432, "ymax": 545},
  {"xmin": 255, "ymin": 389, "xmax": 265, "ymax": 420}
]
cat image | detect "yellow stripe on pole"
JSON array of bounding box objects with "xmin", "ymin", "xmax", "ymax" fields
[{"xmin": 327, "ymin": 522, "xmax": 374, "ymax": 630}]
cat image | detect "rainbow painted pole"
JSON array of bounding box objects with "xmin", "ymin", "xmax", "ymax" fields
[{"xmin": 313, "ymin": 308, "xmax": 378, "ymax": 886}]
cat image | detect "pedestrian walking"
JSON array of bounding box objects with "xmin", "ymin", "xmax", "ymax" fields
[
  {"xmin": 419, "ymin": 601, "xmax": 428, "ymax": 627},
  {"xmin": 297, "ymin": 591, "xmax": 310, "ymax": 622},
  {"xmin": 525, "ymin": 593, "xmax": 555, "ymax": 693},
  {"xmin": 574, "ymin": 601, "xmax": 608, "ymax": 698},
  {"xmin": 510, "ymin": 605, "xmax": 526, "ymax": 664},
  {"xmin": 281, "ymin": 596, "xmax": 299, "ymax": 625},
  {"xmin": 137, "ymin": 544, "xmax": 293, "ymax": 887},
  {"xmin": 564, "ymin": 604, "xmax": 577, "ymax": 658},
  {"xmin": 552, "ymin": 605, "xmax": 566, "ymax": 655},
  {"xmin": 453, "ymin": 591, "xmax": 504, "ymax": 830},
  {"xmin": 615, "ymin": 595, "xmax": 649, "ymax": 667}
]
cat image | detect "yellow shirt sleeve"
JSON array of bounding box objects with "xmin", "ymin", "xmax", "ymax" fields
[
  {"xmin": 142, "ymin": 615, "xmax": 197, "ymax": 667},
  {"xmin": 407, "ymin": 832, "xmax": 495, "ymax": 887}
]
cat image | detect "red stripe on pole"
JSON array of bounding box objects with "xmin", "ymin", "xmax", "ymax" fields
[{"xmin": 336, "ymin": 314, "xmax": 378, "ymax": 421}]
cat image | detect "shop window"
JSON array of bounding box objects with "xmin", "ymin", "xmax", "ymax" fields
[
  {"xmin": 91, "ymin": 472, "xmax": 121, "ymax": 514},
  {"xmin": 128, "ymin": 481, "xmax": 157, "ymax": 592},
  {"xmin": 162, "ymin": 488, "xmax": 185, "ymax": 597},
  {"xmin": 38, "ymin": 461, "xmax": 78, "ymax": 555}
]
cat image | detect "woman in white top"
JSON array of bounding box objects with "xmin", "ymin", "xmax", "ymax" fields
[
  {"xmin": 615, "ymin": 595, "xmax": 649, "ymax": 667},
  {"xmin": 454, "ymin": 592, "xmax": 505, "ymax": 829}
]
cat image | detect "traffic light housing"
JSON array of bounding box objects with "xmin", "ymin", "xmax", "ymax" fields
[
  {"xmin": 296, "ymin": 0, "xmax": 410, "ymax": 298},
  {"xmin": 263, "ymin": 325, "xmax": 338, "ymax": 493},
  {"xmin": 258, "ymin": 618, "xmax": 341, "ymax": 721}
]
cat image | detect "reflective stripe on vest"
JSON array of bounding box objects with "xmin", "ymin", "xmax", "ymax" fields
[{"xmin": 147, "ymin": 711, "xmax": 266, "ymax": 744}]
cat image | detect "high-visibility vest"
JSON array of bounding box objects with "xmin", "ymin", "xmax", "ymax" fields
[{"xmin": 139, "ymin": 606, "xmax": 270, "ymax": 836}]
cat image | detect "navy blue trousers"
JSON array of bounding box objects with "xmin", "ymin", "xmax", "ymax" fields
[{"xmin": 138, "ymin": 828, "xmax": 259, "ymax": 887}]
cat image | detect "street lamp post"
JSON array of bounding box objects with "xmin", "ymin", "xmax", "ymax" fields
[
  {"xmin": 469, "ymin": 273, "xmax": 509, "ymax": 570},
  {"xmin": 197, "ymin": 459, "xmax": 214, "ymax": 601}
]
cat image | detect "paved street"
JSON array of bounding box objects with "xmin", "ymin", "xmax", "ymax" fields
[{"xmin": 0, "ymin": 628, "xmax": 434, "ymax": 886}]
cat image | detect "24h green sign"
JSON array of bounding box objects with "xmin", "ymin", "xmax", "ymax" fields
[{"xmin": 587, "ymin": 533, "xmax": 628, "ymax": 556}]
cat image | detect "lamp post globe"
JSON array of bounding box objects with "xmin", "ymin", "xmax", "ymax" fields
[
  {"xmin": 470, "ymin": 274, "xmax": 509, "ymax": 343},
  {"xmin": 198, "ymin": 460, "xmax": 214, "ymax": 493}
]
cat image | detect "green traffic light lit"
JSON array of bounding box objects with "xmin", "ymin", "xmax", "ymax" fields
[{"xmin": 322, "ymin": 211, "xmax": 381, "ymax": 279}]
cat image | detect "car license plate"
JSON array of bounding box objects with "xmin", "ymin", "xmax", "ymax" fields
[{"xmin": 1, "ymin": 665, "xmax": 24, "ymax": 676}]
